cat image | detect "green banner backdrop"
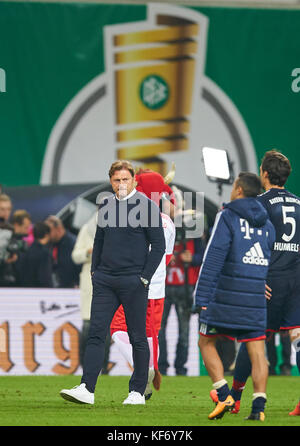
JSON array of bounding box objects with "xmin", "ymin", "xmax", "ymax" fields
[{"xmin": 0, "ymin": 2, "xmax": 299, "ymax": 198}]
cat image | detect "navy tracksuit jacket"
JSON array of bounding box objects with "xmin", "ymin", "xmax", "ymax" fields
[{"xmin": 195, "ymin": 198, "xmax": 275, "ymax": 332}]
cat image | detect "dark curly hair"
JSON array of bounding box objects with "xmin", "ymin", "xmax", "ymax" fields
[
  {"xmin": 236, "ymin": 172, "xmax": 262, "ymax": 197},
  {"xmin": 261, "ymin": 150, "xmax": 291, "ymax": 187}
]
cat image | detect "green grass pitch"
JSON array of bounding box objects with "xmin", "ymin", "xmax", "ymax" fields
[{"xmin": 0, "ymin": 375, "xmax": 299, "ymax": 426}]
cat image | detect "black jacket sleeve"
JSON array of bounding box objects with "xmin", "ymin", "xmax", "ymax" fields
[{"xmin": 141, "ymin": 201, "xmax": 166, "ymax": 282}]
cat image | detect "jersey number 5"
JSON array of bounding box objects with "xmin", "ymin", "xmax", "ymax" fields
[{"xmin": 282, "ymin": 206, "xmax": 296, "ymax": 242}]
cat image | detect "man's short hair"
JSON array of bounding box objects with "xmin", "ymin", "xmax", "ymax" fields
[
  {"xmin": 33, "ymin": 222, "xmax": 50, "ymax": 240},
  {"xmin": 0, "ymin": 193, "xmax": 12, "ymax": 203},
  {"xmin": 11, "ymin": 209, "xmax": 31, "ymax": 226},
  {"xmin": 261, "ymin": 149, "xmax": 291, "ymax": 187},
  {"xmin": 109, "ymin": 160, "xmax": 135, "ymax": 178},
  {"xmin": 45, "ymin": 215, "xmax": 63, "ymax": 228},
  {"xmin": 236, "ymin": 172, "xmax": 262, "ymax": 198}
]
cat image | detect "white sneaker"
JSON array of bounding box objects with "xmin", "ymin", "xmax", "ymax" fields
[
  {"xmin": 60, "ymin": 383, "xmax": 94, "ymax": 405},
  {"xmin": 144, "ymin": 368, "xmax": 155, "ymax": 400},
  {"xmin": 123, "ymin": 391, "xmax": 145, "ymax": 405}
]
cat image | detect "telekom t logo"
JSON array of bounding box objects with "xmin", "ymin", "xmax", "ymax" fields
[{"xmin": 240, "ymin": 218, "xmax": 252, "ymax": 239}]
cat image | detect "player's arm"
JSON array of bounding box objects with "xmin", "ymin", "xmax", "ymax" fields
[
  {"xmin": 142, "ymin": 201, "xmax": 166, "ymax": 282},
  {"xmin": 265, "ymin": 219, "xmax": 276, "ymax": 298},
  {"xmin": 165, "ymin": 217, "xmax": 176, "ymax": 266}
]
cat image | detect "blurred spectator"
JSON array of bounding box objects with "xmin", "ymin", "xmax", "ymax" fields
[
  {"xmin": 11, "ymin": 209, "xmax": 34, "ymax": 247},
  {"xmin": 45, "ymin": 215, "xmax": 81, "ymax": 288},
  {"xmin": 0, "ymin": 194, "xmax": 12, "ymax": 223},
  {"xmin": 158, "ymin": 186, "xmax": 206, "ymax": 376},
  {"xmin": 0, "ymin": 201, "xmax": 31, "ymax": 286},
  {"xmin": 0, "ymin": 219, "xmax": 17, "ymax": 286},
  {"xmin": 71, "ymin": 214, "xmax": 96, "ymax": 365},
  {"xmin": 158, "ymin": 235, "xmax": 206, "ymax": 375},
  {"xmin": 11, "ymin": 210, "xmax": 31, "ymax": 237},
  {"xmin": 10, "ymin": 210, "xmax": 32, "ymax": 285},
  {"xmin": 20, "ymin": 222, "xmax": 53, "ymax": 288}
]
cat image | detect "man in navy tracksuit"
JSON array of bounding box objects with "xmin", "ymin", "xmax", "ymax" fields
[
  {"xmin": 194, "ymin": 172, "xmax": 275, "ymax": 420},
  {"xmin": 60, "ymin": 160, "xmax": 165, "ymax": 406},
  {"xmin": 229, "ymin": 150, "xmax": 300, "ymax": 417}
]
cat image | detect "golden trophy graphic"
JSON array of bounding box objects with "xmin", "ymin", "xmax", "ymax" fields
[{"xmin": 105, "ymin": 4, "xmax": 208, "ymax": 175}]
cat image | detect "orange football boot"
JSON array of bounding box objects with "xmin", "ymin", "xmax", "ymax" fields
[
  {"xmin": 209, "ymin": 389, "xmax": 240, "ymax": 414},
  {"xmin": 208, "ymin": 394, "xmax": 235, "ymax": 420},
  {"xmin": 289, "ymin": 401, "xmax": 300, "ymax": 416}
]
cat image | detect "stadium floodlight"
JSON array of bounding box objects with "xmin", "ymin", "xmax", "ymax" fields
[
  {"xmin": 202, "ymin": 146, "xmax": 234, "ymax": 198},
  {"xmin": 202, "ymin": 147, "xmax": 231, "ymax": 182}
]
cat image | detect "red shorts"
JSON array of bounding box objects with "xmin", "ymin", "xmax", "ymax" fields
[{"xmin": 110, "ymin": 298, "xmax": 165, "ymax": 337}]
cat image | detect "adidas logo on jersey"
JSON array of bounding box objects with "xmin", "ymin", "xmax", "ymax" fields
[{"xmin": 242, "ymin": 242, "xmax": 269, "ymax": 266}]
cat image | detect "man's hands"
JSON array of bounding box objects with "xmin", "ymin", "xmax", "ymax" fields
[
  {"xmin": 191, "ymin": 305, "xmax": 207, "ymax": 314},
  {"xmin": 140, "ymin": 277, "xmax": 149, "ymax": 288}
]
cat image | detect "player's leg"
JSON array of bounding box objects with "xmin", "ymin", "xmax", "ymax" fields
[
  {"xmin": 112, "ymin": 330, "xmax": 134, "ymax": 367},
  {"xmin": 112, "ymin": 298, "xmax": 163, "ymax": 400},
  {"xmin": 60, "ymin": 272, "xmax": 119, "ymax": 404},
  {"xmin": 112, "ymin": 328, "xmax": 156, "ymax": 400},
  {"xmin": 277, "ymin": 270, "xmax": 300, "ymax": 415},
  {"xmin": 79, "ymin": 319, "xmax": 90, "ymax": 366},
  {"xmin": 229, "ymin": 341, "xmax": 252, "ymax": 413},
  {"xmin": 210, "ymin": 338, "xmax": 250, "ymax": 414},
  {"xmin": 289, "ymin": 328, "xmax": 300, "ymax": 373},
  {"xmin": 199, "ymin": 333, "xmax": 234, "ymax": 419},
  {"xmin": 146, "ymin": 298, "xmax": 165, "ymax": 394},
  {"xmin": 112, "ymin": 332, "xmax": 155, "ymax": 370},
  {"xmin": 120, "ymin": 275, "xmax": 149, "ymax": 400},
  {"xmin": 199, "ymin": 334, "xmax": 224, "ymax": 383},
  {"xmin": 81, "ymin": 273, "xmax": 120, "ymax": 392},
  {"xmin": 228, "ymin": 276, "xmax": 280, "ymax": 413},
  {"xmin": 289, "ymin": 328, "xmax": 300, "ymax": 415},
  {"xmin": 111, "ymin": 303, "xmax": 155, "ymax": 369},
  {"xmin": 245, "ymin": 339, "xmax": 268, "ymax": 421},
  {"xmin": 158, "ymin": 292, "xmax": 172, "ymax": 375}
]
